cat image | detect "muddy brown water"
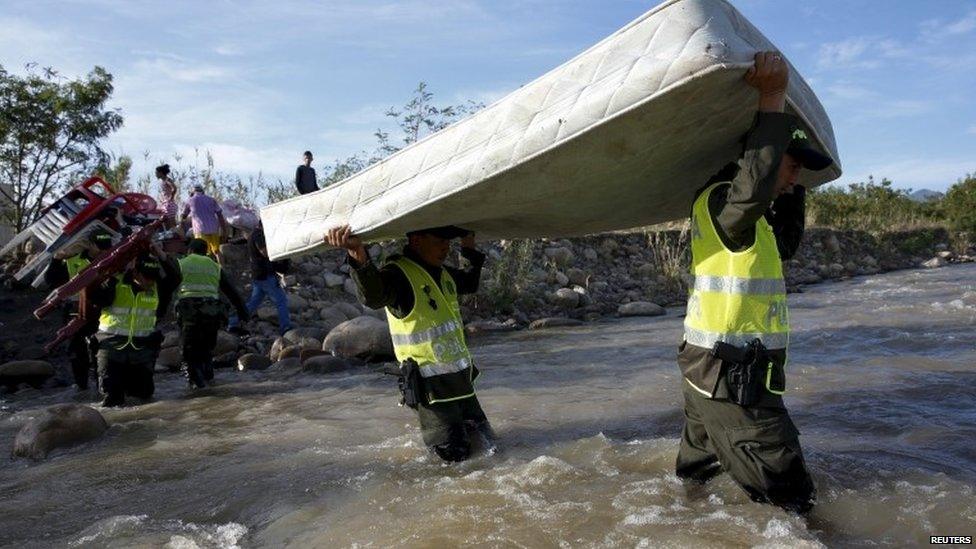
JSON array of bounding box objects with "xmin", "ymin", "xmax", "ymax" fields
[{"xmin": 1, "ymin": 265, "xmax": 975, "ymax": 548}]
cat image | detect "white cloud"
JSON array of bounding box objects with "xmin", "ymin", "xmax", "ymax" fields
[{"xmin": 817, "ymin": 38, "xmax": 880, "ymax": 70}]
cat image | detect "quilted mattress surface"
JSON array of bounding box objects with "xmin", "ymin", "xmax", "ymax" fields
[{"xmin": 262, "ymin": 0, "xmax": 841, "ymax": 259}]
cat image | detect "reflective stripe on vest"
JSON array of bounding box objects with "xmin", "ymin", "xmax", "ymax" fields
[
  {"xmin": 65, "ymin": 255, "xmax": 91, "ymax": 279},
  {"xmin": 683, "ymin": 182, "xmax": 790, "ymax": 352},
  {"xmin": 98, "ymin": 281, "xmax": 159, "ymax": 350},
  {"xmin": 178, "ymin": 254, "xmax": 220, "ymax": 300},
  {"xmin": 385, "ymin": 257, "xmax": 475, "ymax": 403}
]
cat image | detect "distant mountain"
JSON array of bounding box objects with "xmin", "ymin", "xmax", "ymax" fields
[{"xmin": 908, "ymin": 189, "xmax": 944, "ymax": 202}]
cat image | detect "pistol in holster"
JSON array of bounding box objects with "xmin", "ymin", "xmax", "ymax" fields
[
  {"xmin": 711, "ymin": 338, "xmax": 768, "ymax": 407},
  {"xmin": 383, "ymin": 358, "xmax": 424, "ymax": 409}
]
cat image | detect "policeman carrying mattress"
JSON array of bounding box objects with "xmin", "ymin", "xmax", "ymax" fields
[
  {"xmin": 326, "ymin": 224, "xmax": 496, "ymax": 462},
  {"xmin": 673, "ymin": 51, "xmax": 833, "ymax": 513}
]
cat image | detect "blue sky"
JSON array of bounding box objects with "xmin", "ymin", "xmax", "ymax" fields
[{"xmin": 1, "ymin": 0, "xmax": 974, "ymax": 192}]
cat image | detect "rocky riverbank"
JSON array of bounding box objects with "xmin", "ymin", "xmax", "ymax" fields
[{"xmin": 1, "ymin": 225, "xmax": 971, "ymax": 391}]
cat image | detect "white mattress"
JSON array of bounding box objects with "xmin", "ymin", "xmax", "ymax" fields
[{"xmin": 262, "ymin": 0, "xmax": 841, "ymax": 260}]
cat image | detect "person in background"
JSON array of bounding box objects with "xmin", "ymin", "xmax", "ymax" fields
[
  {"xmin": 45, "ymin": 230, "xmax": 115, "ymax": 390},
  {"xmin": 155, "ymin": 164, "xmax": 179, "ymax": 230},
  {"xmin": 295, "ymin": 150, "xmax": 319, "ymax": 195},
  {"xmin": 89, "ymin": 244, "xmax": 179, "ymax": 407},
  {"xmin": 180, "ymin": 184, "xmax": 227, "ymax": 264},
  {"xmin": 173, "ymin": 238, "xmax": 249, "ymax": 388},
  {"xmin": 673, "ymin": 51, "xmax": 832, "ymax": 514},
  {"xmin": 231, "ymin": 221, "xmax": 292, "ymax": 336}
]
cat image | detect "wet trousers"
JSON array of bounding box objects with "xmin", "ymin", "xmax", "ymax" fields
[
  {"xmin": 68, "ymin": 319, "xmax": 99, "ymax": 389},
  {"xmin": 416, "ymin": 395, "xmax": 494, "ymax": 462},
  {"xmin": 96, "ymin": 345, "xmax": 156, "ymax": 407},
  {"xmin": 177, "ymin": 298, "xmax": 224, "ymax": 388},
  {"xmin": 675, "ymin": 381, "xmax": 816, "ymax": 514}
]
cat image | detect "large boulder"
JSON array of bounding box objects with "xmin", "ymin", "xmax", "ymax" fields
[
  {"xmin": 618, "ymin": 301, "xmax": 666, "ymax": 317},
  {"xmin": 302, "ymin": 355, "xmax": 358, "ymax": 374},
  {"xmin": 0, "ymin": 360, "xmax": 55, "ymax": 389},
  {"xmin": 12, "ymin": 404, "xmax": 108, "ymax": 460},
  {"xmin": 284, "ymin": 327, "xmax": 329, "ymax": 342},
  {"xmin": 528, "ymin": 317, "xmax": 583, "ymax": 330},
  {"xmin": 237, "ymin": 353, "xmax": 273, "ymax": 371},
  {"xmin": 322, "ymin": 316, "xmax": 394, "ymax": 362}
]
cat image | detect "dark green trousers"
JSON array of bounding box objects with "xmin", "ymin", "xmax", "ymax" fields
[
  {"xmin": 96, "ymin": 344, "xmax": 156, "ymax": 407},
  {"xmin": 675, "ymin": 381, "xmax": 815, "ymax": 513},
  {"xmin": 177, "ymin": 298, "xmax": 225, "ymax": 388},
  {"xmin": 416, "ymin": 394, "xmax": 492, "ymax": 462}
]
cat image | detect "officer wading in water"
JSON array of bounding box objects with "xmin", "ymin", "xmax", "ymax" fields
[
  {"xmin": 326, "ymin": 224, "xmax": 496, "ymax": 462},
  {"xmin": 90, "ymin": 245, "xmax": 179, "ymax": 407},
  {"xmin": 45, "ymin": 230, "xmax": 115, "ymax": 390},
  {"xmin": 675, "ymin": 51, "xmax": 833, "ymax": 514},
  {"xmin": 174, "ymin": 238, "xmax": 249, "ymax": 388}
]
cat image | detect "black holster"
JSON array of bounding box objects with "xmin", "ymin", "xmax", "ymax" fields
[
  {"xmin": 383, "ymin": 358, "xmax": 424, "ymax": 409},
  {"xmin": 712, "ymin": 338, "xmax": 768, "ymax": 407}
]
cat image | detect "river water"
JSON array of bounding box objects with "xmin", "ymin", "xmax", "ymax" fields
[{"xmin": 1, "ymin": 264, "xmax": 975, "ymax": 548}]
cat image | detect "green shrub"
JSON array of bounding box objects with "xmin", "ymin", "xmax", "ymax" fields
[
  {"xmin": 807, "ymin": 176, "xmax": 943, "ymax": 233},
  {"xmin": 943, "ymin": 173, "xmax": 976, "ymax": 236}
]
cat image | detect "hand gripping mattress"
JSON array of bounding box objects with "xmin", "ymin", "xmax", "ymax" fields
[{"xmin": 262, "ymin": 0, "xmax": 841, "ymax": 260}]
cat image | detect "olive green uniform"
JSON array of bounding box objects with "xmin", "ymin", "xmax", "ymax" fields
[{"xmin": 675, "ymin": 112, "xmax": 815, "ymax": 514}]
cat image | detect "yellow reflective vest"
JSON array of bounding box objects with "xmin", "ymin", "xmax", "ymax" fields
[
  {"xmin": 385, "ymin": 256, "xmax": 477, "ymax": 404},
  {"xmin": 65, "ymin": 254, "xmax": 91, "ymax": 279},
  {"xmin": 178, "ymin": 254, "xmax": 220, "ymax": 300},
  {"xmin": 98, "ymin": 281, "xmax": 159, "ymax": 350},
  {"xmin": 683, "ymin": 183, "xmax": 789, "ymax": 393}
]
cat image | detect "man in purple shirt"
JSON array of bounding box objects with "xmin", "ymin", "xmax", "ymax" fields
[{"xmin": 181, "ymin": 184, "xmax": 228, "ymax": 264}]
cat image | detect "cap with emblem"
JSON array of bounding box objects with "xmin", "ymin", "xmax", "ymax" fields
[{"xmin": 786, "ymin": 128, "xmax": 832, "ymax": 171}]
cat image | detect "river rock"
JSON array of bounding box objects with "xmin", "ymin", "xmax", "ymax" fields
[
  {"xmin": 213, "ymin": 331, "xmax": 239, "ymax": 356},
  {"xmin": 257, "ymin": 306, "xmax": 278, "ymax": 321},
  {"xmin": 333, "ymin": 302, "xmax": 362, "ymax": 320},
  {"xmin": 277, "ymin": 344, "xmax": 306, "ymax": 360},
  {"xmin": 825, "ymin": 233, "xmax": 841, "ymax": 254},
  {"xmin": 544, "ymin": 247, "xmax": 575, "ymax": 268},
  {"xmin": 324, "ymin": 273, "xmax": 345, "ymax": 288},
  {"xmin": 923, "ymin": 257, "xmax": 947, "ymax": 268},
  {"xmin": 269, "ymin": 357, "xmax": 301, "ymax": 371},
  {"xmin": 319, "ymin": 306, "xmax": 351, "ymax": 332},
  {"xmin": 155, "ymin": 347, "xmax": 182, "ymax": 372},
  {"xmin": 618, "ymin": 301, "xmax": 666, "ymax": 317},
  {"xmin": 552, "ymin": 288, "xmax": 580, "ymax": 308},
  {"xmin": 554, "ymin": 271, "xmax": 570, "ymax": 286},
  {"xmin": 343, "ymin": 278, "xmax": 360, "ymax": 297},
  {"xmin": 0, "ymin": 360, "xmax": 54, "ymax": 380},
  {"xmin": 12, "ymin": 404, "xmax": 108, "ymax": 460},
  {"xmin": 284, "ymin": 327, "xmax": 329, "ymax": 342},
  {"xmin": 566, "ymin": 268, "xmax": 588, "ymax": 286},
  {"xmin": 302, "ymin": 355, "xmax": 357, "ymax": 374},
  {"xmin": 162, "ymin": 331, "xmax": 181, "ymax": 349},
  {"xmin": 288, "ymin": 294, "xmax": 309, "ymax": 312},
  {"xmin": 237, "ymin": 353, "xmax": 272, "ymax": 371},
  {"xmin": 322, "ymin": 316, "xmax": 394, "ymax": 362},
  {"xmin": 583, "ymin": 248, "xmax": 598, "ymax": 261},
  {"xmin": 466, "ymin": 319, "xmax": 518, "ymax": 335},
  {"xmin": 528, "ymin": 317, "xmax": 583, "ymax": 330}
]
